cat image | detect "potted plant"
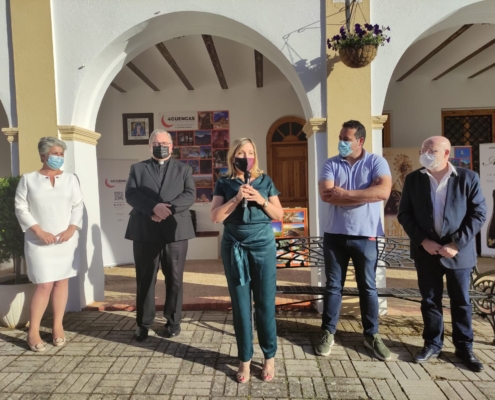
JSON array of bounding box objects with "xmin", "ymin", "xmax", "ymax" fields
[
  {"xmin": 328, "ymin": 24, "xmax": 391, "ymax": 68},
  {"xmin": 0, "ymin": 175, "xmax": 35, "ymax": 328}
]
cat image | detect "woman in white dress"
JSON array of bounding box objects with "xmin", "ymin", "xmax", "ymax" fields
[{"xmin": 15, "ymin": 137, "xmax": 83, "ymax": 352}]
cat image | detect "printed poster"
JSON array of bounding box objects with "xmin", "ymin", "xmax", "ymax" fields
[
  {"xmin": 159, "ymin": 112, "xmax": 198, "ymax": 131},
  {"xmin": 449, "ymin": 146, "xmax": 473, "ymax": 170},
  {"xmin": 165, "ymin": 110, "xmax": 230, "ymax": 203},
  {"xmin": 97, "ymin": 159, "xmax": 138, "ymax": 267},
  {"xmin": 272, "ymin": 208, "xmax": 309, "ymax": 266},
  {"xmin": 383, "ymin": 148, "xmax": 421, "ymax": 238},
  {"xmin": 479, "ymin": 143, "xmax": 495, "ymax": 257}
]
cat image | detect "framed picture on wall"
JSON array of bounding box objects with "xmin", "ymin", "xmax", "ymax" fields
[{"xmin": 123, "ymin": 113, "xmax": 154, "ymax": 145}]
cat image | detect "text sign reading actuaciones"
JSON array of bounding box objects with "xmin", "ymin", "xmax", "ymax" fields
[{"xmin": 159, "ymin": 112, "xmax": 198, "ymax": 131}]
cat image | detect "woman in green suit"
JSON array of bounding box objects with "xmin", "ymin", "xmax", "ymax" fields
[{"xmin": 210, "ymin": 138, "xmax": 283, "ymax": 383}]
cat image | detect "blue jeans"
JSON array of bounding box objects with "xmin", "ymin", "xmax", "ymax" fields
[
  {"xmin": 415, "ymin": 252, "xmax": 473, "ymax": 351},
  {"xmin": 322, "ymin": 233, "xmax": 379, "ymax": 336}
]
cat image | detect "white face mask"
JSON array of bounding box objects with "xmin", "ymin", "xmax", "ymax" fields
[{"xmin": 419, "ymin": 153, "xmax": 439, "ymax": 170}]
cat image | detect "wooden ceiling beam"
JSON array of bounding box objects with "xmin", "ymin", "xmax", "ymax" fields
[
  {"xmin": 255, "ymin": 50, "xmax": 263, "ymax": 88},
  {"xmin": 202, "ymin": 34, "xmax": 228, "ymax": 89},
  {"xmin": 396, "ymin": 24, "xmax": 472, "ymax": 82},
  {"xmin": 126, "ymin": 61, "xmax": 160, "ymax": 91},
  {"xmin": 468, "ymin": 62, "xmax": 495, "ymax": 79},
  {"xmin": 110, "ymin": 82, "xmax": 126, "ymax": 93},
  {"xmin": 432, "ymin": 37, "xmax": 495, "ymax": 81},
  {"xmin": 155, "ymin": 42, "xmax": 194, "ymax": 90}
]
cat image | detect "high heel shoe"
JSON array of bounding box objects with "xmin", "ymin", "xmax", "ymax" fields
[
  {"xmin": 53, "ymin": 337, "xmax": 66, "ymax": 347},
  {"xmin": 261, "ymin": 359, "xmax": 275, "ymax": 382},
  {"xmin": 236, "ymin": 361, "xmax": 251, "ymax": 384},
  {"xmin": 27, "ymin": 340, "xmax": 46, "ymax": 352}
]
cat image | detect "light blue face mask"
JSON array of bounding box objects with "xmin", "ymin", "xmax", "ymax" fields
[
  {"xmin": 338, "ymin": 140, "xmax": 354, "ymax": 157},
  {"xmin": 46, "ymin": 155, "xmax": 64, "ymax": 170}
]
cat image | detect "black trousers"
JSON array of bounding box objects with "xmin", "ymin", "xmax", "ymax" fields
[
  {"xmin": 133, "ymin": 240, "xmax": 188, "ymax": 328},
  {"xmin": 415, "ymin": 252, "xmax": 473, "ymax": 350}
]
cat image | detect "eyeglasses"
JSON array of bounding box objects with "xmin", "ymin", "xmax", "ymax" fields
[
  {"xmin": 151, "ymin": 142, "xmax": 172, "ymax": 147},
  {"xmin": 419, "ymin": 149, "xmax": 439, "ymax": 155}
]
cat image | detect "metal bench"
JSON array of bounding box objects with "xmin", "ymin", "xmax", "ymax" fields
[{"xmin": 275, "ymin": 236, "xmax": 495, "ymax": 343}]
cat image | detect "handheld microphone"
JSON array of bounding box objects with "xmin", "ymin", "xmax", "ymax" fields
[
  {"xmin": 233, "ymin": 157, "xmax": 255, "ymax": 209},
  {"xmin": 242, "ymin": 171, "xmax": 251, "ymax": 208}
]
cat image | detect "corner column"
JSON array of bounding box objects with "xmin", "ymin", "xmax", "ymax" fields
[
  {"xmin": 371, "ymin": 115, "xmax": 388, "ymax": 156},
  {"xmin": 371, "ymin": 115, "xmax": 389, "ymax": 315},
  {"xmin": 304, "ymin": 118, "xmax": 328, "ymax": 313},
  {"xmin": 10, "ymin": 0, "xmax": 58, "ymax": 174},
  {"xmin": 59, "ymin": 125, "xmax": 105, "ymax": 311},
  {"xmin": 326, "ymin": 0, "xmax": 372, "ymax": 153},
  {"xmin": 325, "ymin": 0, "xmax": 387, "ymax": 316},
  {"xmin": 2, "ymin": 127, "xmax": 19, "ymax": 176}
]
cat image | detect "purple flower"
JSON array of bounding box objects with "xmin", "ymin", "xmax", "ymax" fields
[{"xmin": 327, "ymin": 21, "xmax": 391, "ymax": 51}]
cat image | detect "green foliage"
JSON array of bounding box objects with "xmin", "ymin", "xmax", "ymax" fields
[
  {"xmin": 0, "ymin": 176, "xmax": 24, "ymax": 264},
  {"xmin": 327, "ymin": 24, "xmax": 391, "ymax": 51}
]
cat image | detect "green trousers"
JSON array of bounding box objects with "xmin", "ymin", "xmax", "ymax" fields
[{"xmin": 222, "ymin": 223, "xmax": 277, "ymax": 361}]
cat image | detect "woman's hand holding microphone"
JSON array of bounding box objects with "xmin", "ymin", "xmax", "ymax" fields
[{"xmin": 233, "ymin": 185, "xmax": 265, "ymax": 206}]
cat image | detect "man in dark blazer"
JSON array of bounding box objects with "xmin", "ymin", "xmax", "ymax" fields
[
  {"xmin": 125, "ymin": 129, "xmax": 196, "ymax": 341},
  {"xmin": 398, "ymin": 136, "xmax": 486, "ymax": 372}
]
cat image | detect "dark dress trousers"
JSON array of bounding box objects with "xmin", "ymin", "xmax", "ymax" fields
[
  {"xmin": 398, "ymin": 167, "xmax": 486, "ymax": 350},
  {"xmin": 125, "ymin": 158, "xmax": 196, "ymax": 328}
]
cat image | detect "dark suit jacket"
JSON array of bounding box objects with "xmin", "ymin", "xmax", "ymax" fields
[
  {"xmin": 125, "ymin": 158, "xmax": 196, "ymax": 243},
  {"xmin": 398, "ymin": 167, "xmax": 486, "ymax": 269}
]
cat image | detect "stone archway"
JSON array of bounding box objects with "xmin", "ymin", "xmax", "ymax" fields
[
  {"xmin": 71, "ymin": 11, "xmax": 314, "ymax": 131},
  {"xmin": 372, "ymin": 0, "xmax": 491, "ymax": 116}
]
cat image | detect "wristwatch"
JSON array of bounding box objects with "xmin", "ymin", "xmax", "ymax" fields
[{"xmin": 262, "ymin": 200, "xmax": 269, "ymax": 208}]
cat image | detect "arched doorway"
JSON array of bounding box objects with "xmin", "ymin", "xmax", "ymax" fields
[
  {"xmin": 62, "ymin": 9, "xmax": 319, "ymax": 308},
  {"xmin": 266, "ymin": 116, "xmax": 308, "ymax": 209}
]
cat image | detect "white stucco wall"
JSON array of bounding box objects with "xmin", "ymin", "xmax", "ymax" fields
[
  {"xmin": 0, "ymin": 0, "xmax": 15, "ymax": 127},
  {"xmin": 51, "ymin": 0, "xmax": 325, "ymax": 131},
  {"xmin": 371, "ymin": 0, "xmax": 490, "ymax": 115},
  {"xmin": 384, "ymin": 75, "xmax": 495, "ymax": 148}
]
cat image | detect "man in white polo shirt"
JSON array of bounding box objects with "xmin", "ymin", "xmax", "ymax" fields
[{"xmin": 317, "ymin": 120, "xmax": 392, "ymax": 360}]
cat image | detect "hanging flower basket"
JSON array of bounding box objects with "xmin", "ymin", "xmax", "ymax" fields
[
  {"xmin": 339, "ymin": 44, "xmax": 378, "ymax": 68},
  {"xmin": 328, "ymin": 24, "xmax": 390, "ymax": 69}
]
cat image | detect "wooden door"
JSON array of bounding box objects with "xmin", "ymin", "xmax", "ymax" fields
[
  {"xmin": 267, "ymin": 116, "xmax": 308, "ymax": 209},
  {"xmin": 271, "ymin": 143, "xmax": 308, "ymax": 208}
]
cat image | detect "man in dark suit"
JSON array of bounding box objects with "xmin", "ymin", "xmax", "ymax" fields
[
  {"xmin": 398, "ymin": 136, "xmax": 486, "ymax": 372},
  {"xmin": 125, "ymin": 129, "xmax": 196, "ymax": 341}
]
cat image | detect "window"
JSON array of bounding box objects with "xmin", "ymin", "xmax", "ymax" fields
[{"xmin": 442, "ymin": 109, "xmax": 495, "ymax": 173}]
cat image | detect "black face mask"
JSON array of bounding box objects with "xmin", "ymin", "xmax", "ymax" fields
[{"xmin": 153, "ymin": 145, "xmax": 170, "ymax": 159}]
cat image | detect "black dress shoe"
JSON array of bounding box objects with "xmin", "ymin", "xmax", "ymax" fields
[
  {"xmin": 455, "ymin": 349, "xmax": 484, "ymax": 372},
  {"xmin": 134, "ymin": 326, "xmax": 149, "ymax": 342},
  {"xmin": 164, "ymin": 323, "xmax": 181, "ymax": 338},
  {"xmin": 414, "ymin": 346, "xmax": 441, "ymax": 363}
]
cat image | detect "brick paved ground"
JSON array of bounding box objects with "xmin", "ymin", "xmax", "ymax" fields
[{"xmin": 1, "ymin": 311, "xmax": 495, "ymax": 399}]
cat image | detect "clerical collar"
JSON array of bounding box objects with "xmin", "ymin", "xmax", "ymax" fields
[{"xmin": 151, "ymin": 157, "xmax": 170, "ymax": 166}]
